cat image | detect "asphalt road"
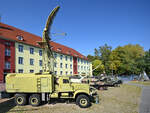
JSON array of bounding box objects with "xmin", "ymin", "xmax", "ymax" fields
[
  {"xmin": 125, "ymin": 82, "xmax": 150, "ymax": 113},
  {"xmin": 139, "ymin": 86, "xmax": 150, "ymax": 113}
]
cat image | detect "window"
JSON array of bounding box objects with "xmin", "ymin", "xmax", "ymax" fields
[
  {"xmin": 5, "ymin": 49, "xmax": 11, "ymax": 56},
  {"xmin": 17, "ymin": 36, "xmax": 23, "ymax": 40},
  {"xmin": 54, "ymin": 53, "xmax": 57, "ymax": 58},
  {"xmin": 18, "ymin": 69, "xmax": 23, "ymax": 73},
  {"xmin": 60, "ymin": 55, "xmax": 63, "ymax": 60},
  {"xmin": 70, "ymin": 64, "xmax": 72, "ymax": 69},
  {"xmin": 83, "ymin": 60, "xmax": 86, "ymax": 64},
  {"xmin": 81, "ymin": 66, "xmax": 83, "ymax": 70},
  {"xmin": 39, "ymin": 50, "xmax": 42, "ymax": 56},
  {"xmin": 70, "ymin": 56, "xmax": 72, "ymax": 62},
  {"xmin": 18, "ymin": 57, "xmax": 23, "ymax": 64},
  {"xmin": 55, "ymin": 71, "xmax": 57, "ymax": 75},
  {"xmin": 81, "ymin": 59, "xmax": 83, "ymax": 64},
  {"xmin": 39, "ymin": 60, "xmax": 42, "ymax": 66},
  {"xmin": 78, "ymin": 58, "xmax": 80, "ymax": 62},
  {"xmin": 30, "ymin": 48, "xmax": 34, "ymax": 54},
  {"xmin": 60, "ymin": 63, "xmax": 63, "ymax": 68},
  {"xmin": 54, "ymin": 62, "xmax": 57, "ymax": 67},
  {"xmin": 70, "ymin": 71, "xmax": 72, "ymax": 75},
  {"xmin": 18, "ymin": 45, "xmax": 23, "ymax": 52},
  {"xmin": 60, "ymin": 71, "xmax": 63, "ymax": 75},
  {"xmin": 65, "ymin": 56, "xmax": 67, "ymax": 61},
  {"xmin": 66, "ymin": 71, "xmax": 68, "ymax": 75},
  {"xmin": 39, "ymin": 70, "xmax": 43, "ymax": 73},
  {"xmin": 78, "ymin": 65, "xmax": 80, "ymax": 70},
  {"xmin": 84, "ymin": 66, "xmax": 86, "ymax": 70},
  {"xmin": 63, "ymin": 79, "xmax": 69, "ymax": 83},
  {"xmin": 30, "ymin": 58, "xmax": 34, "ymax": 65},
  {"xmin": 30, "ymin": 70, "xmax": 34, "ymax": 73},
  {"xmin": 65, "ymin": 64, "xmax": 68, "ymax": 69},
  {"xmin": 5, "ymin": 42, "xmax": 11, "ymax": 46},
  {"xmin": 57, "ymin": 48, "xmax": 61, "ymax": 51},
  {"xmin": 5, "ymin": 62, "xmax": 10, "ymax": 69}
]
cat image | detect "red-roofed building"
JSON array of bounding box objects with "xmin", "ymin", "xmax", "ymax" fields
[{"xmin": 0, "ymin": 23, "xmax": 92, "ymax": 82}]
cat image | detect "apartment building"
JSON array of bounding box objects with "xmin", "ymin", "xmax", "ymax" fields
[{"xmin": 0, "ymin": 23, "xmax": 92, "ymax": 82}]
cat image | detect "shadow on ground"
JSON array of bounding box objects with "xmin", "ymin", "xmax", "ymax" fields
[
  {"xmin": 0, "ymin": 98, "xmax": 16, "ymax": 113},
  {"xmin": 0, "ymin": 98, "xmax": 39, "ymax": 113}
]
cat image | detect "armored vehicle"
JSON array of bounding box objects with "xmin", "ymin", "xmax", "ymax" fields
[
  {"xmin": 99, "ymin": 76, "xmax": 122, "ymax": 87},
  {"xmin": 82, "ymin": 77, "xmax": 108, "ymax": 90}
]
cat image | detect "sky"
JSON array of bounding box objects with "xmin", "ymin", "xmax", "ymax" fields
[{"xmin": 0, "ymin": 0, "xmax": 150, "ymax": 56}]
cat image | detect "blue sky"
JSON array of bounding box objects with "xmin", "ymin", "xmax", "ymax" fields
[{"xmin": 1, "ymin": 0, "xmax": 150, "ymax": 56}]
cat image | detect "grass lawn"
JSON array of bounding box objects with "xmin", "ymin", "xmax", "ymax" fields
[
  {"xmin": 0, "ymin": 84, "xmax": 141, "ymax": 113},
  {"xmin": 130, "ymin": 81, "xmax": 150, "ymax": 86}
]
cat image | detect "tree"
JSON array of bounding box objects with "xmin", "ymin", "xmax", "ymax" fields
[
  {"xmin": 108, "ymin": 50, "xmax": 121, "ymax": 75},
  {"xmin": 144, "ymin": 49, "xmax": 150, "ymax": 75},
  {"xmin": 87, "ymin": 54, "xmax": 95, "ymax": 62},
  {"xmin": 99, "ymin": 44, "xmax": 112, "ymax": 74},
  {"xmin": 94, "ymin": 48, "xmax": 100, "ymax": 59},
  {"xmin": 92, "ymin": 59, "xmax": 104, "ymax": 76},
  {"xmin": 112, "ymin": 44, "xmax": 145, "ymax": 75}
]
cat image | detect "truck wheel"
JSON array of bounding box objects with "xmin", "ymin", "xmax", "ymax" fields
[
  {"xmin": 14, "ymin": 94, "xmax": 27, "ymax": 106},
  {"xmin": 76, "ymin": 95, "xmax": 90, "ymax": 108},
  {"xmin": 29, "ymin": 94, "xmax": 41, "ymax": 106}
]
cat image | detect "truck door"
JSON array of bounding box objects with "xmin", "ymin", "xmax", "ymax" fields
[
  {"xmin": 59, "ymin": 79, "xmax": 73, "ymax": 92},
  {"xmin": 40, "ymin": 77, "xmax": 49, "ymax": 92}
]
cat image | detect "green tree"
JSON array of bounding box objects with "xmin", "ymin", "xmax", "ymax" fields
[
  {"xmin": 87, "ymin": 54, "xmax": 95, "ymax": 62},
  {"xmin": 92, "ymin": 59, "xmax": 104, "ymax": 76},
  {"xmin": 99, "ymin": 44, "xmax": 112, "ymax": 74},
  {"xmin": 94, "ymin": 48, "xmax": 100, "ymax": 59},
  {"xmin": 144, "ymin": 49, "xmax": 150, "ymax": 75},
  {"xmin": 108, "ymin": 50, "xmax": 121, "ymax": 75},
  {"xmin": 112, "ymin": 44, "xmax": 145, "ymax": 75}
]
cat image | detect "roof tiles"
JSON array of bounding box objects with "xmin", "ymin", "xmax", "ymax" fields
[{"xmin": 0, "ymin": 23, "xmax": 88, "ymax": 60}]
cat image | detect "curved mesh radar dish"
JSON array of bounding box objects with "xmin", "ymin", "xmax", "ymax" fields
[{"xmin": 38, "ymin": 6, "xmax": 60, "ymax": 73}]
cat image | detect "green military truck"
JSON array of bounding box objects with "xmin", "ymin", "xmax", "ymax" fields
[{"xmin": 6, "ymin": 72, "xmax": 99, "ymax": 108}]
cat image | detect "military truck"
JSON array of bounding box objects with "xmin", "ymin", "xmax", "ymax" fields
[
  {"xmin": 5, "ymin": 6, "xmax": 99, "ymax": 108},
  {"xmin": 6, "ymin": 73, "xmax": 99, "ymax": 108}
]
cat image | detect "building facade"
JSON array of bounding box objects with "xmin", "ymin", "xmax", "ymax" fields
[
  {"xmin": 15, "ymin": 42, "xmax": 43, "ymax": 73},
  {"xmin": 0, "ymin": 38, "xmax": 15, "ymax": 82},
  {"xmin": 0, "ymin": 23, "xmax": 92, "ymax": 83}
]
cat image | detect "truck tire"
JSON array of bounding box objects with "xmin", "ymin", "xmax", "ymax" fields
[
  {"xmin": 76, "ymin": 94, "xmax": 90, "ymax": 108},
  {"xmin": 14, "ymin": 94, "xmax": 27, "ymax": 106},
  {"xmin": 29, "ymin": 94, "xmax": 41, "ymax": 106}
]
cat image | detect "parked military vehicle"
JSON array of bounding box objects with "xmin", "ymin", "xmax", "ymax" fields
[
  {"xmin": 6, "ymin": 73, "xmax": 98, "ymax": 108},
  {"xmin": 99, "ymin": 76, "xmax": 121, "ymax": 87},
  {"xmin": 5, "ymin": 6, "xmax": 99, "ymax": 108},
  {"xmin": 69, "ymin": 75, "xmax": 107, "ymax": 90},
  {"xmin": 82, "ymin": 77, "xmax": 108, "ymax": 90}
]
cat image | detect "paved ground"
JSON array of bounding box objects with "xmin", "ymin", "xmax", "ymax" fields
[
  {"xmin": 125, "ymin": 82, "xmax": 150, "ymax": 113},
  {"xmin": 139, "ymin": 86, "xmax": 150, "ymax": 113}
]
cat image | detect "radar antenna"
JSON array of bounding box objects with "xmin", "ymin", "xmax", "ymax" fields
[{"xmin": 37, "ymin": 6, "xmax": 60, "ymax": 73}]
